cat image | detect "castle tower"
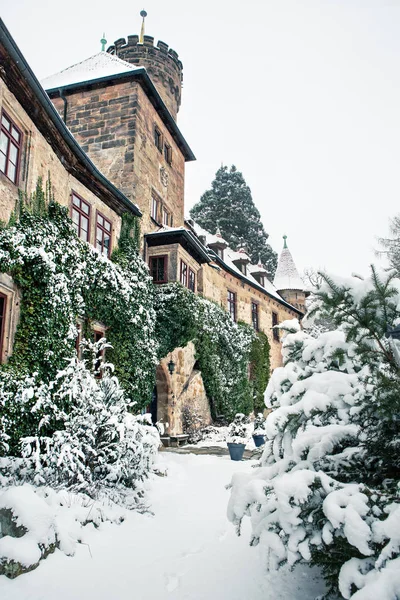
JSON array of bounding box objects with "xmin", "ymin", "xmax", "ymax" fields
[
  {"xmin": 107, "ymin": 33, "xmax": 183, "ymax": 120},
  {"xmin": 273, "ymin": 236, "xmax": 307, "ymax": 313}
]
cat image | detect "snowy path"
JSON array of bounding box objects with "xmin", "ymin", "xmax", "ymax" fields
[{"xmin": 0, "ymin": 453, "xmax": 327, "ymax": 600}]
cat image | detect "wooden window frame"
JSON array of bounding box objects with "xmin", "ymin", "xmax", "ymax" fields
[
  {"xmin": 227, "ymin": 290, "xmax": 237, "ymax": 322},
  {"xmin": 71, "ymin": 192, "xmax": 91, "ymax": 242},
  {"xmin": 0, "ymin": 110, "xmax": 23, "ymax": 185},
  {"xmin": 151, "ymin": 195, "xmax": 159, "ymax": 222},
  {"xmin": 149, "ymin": 254, "xmax": 168, "ymax": 284},
  {"xmin": 272, "ymin": 311, "xmax": 279, "ymax": 341},
  {"xmin": 0, "ymin": 293, "xmax": 7, "ymax": 363},
  {"xmin": 188, "ymin": 268, "xmax": 196, "ymax": 293},
  {"xmin": 180, "ymin": 259, "xmax": 188, "ymax": 287},
  {"xmin": 164, "ymin": 142, "xmax": 172, "ymax": 165},
  {"xmin": 162, "ymin": 207, "xmax": 169, "ymax": 226},
  {"xmin": 96, "ymin": 210, "xmax": 112, "ymax": 258},
  {"xmin": 251, "ymin": 301, "xmax": 259, "ymax": 332},
  {"xmin": 154, "ymin": 125, "xmax": 163, "ymax": 152}
]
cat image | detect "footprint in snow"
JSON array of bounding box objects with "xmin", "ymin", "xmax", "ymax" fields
[{"xmin": 165, "ymin": 574, "xmax": 180, "ymax": 592}]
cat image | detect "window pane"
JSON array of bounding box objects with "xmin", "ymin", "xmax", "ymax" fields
[
  {"xmin": 7, "ymin": 163, "xmax": 16, "ymax": 182},
  {"xmin": 79, "ymin": 229, "xmax": 88, "ymax": 241},
  {"xmin": 81, "ymin": 216, "xmax": 89, "ymax": 233},
  {"xmin": 97, "ymin": 215, "xmax": 104, "ymax": 227},
  {"xmin": 11, "ymin": 127, "xmax": 20, "ymax": 143},
  {"xmin": 72, "ymin": 209, "xmax": 79, "ymax": 224},
  {"xmin": 73, "ymin": 195, "xmax": 80, "ymax": 207},
  {"xmin": 0, "ymin": 132, "xmax": 8, "ymax": 155},
  {"xmin": 81, "ymin": 201, "xmax": 89, "ymax": 215},
  {"xmin": 1, "ymin": 115, "xmax": 10, "ymax": 130},
  {"xmin": 104, "ymin": 234, "xmax": 110, "ymax": 250},
  {"xmin": 9, "ymin": 143, "xmax": 18, "ymax": 165},
  {"xmin": 104, "ymin": 220, "xmax": 111, "ymax": 232},
  {"xmin": 0, "ymin": 152, "xmax": 6, "ymax": 174}
]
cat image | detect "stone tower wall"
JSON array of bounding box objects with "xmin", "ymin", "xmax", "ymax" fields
[{"xmin": 107, "ymin": 35, "xmax": 183, "ymax": 120}]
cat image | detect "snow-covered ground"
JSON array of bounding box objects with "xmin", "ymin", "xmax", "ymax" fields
[{"xmin": 0, "ymin": 452, "xmax": 328, "ymax": 600}]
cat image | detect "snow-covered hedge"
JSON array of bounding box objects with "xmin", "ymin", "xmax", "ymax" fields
[{"xmin": 228, "ymin": 267, "xmax": 400, "ymax": 600}]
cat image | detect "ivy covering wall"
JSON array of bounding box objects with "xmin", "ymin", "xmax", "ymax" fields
[
  {"xmin": 155, "ymin": 283, "xmax": 256, "ymax": 420},
  {"xmin": 0, "ymin": 179, "xmax": 157, "ymax": 451},
  {"xmin": 0, "ymin": 178, "xmax": 272, "ymax": 454}
]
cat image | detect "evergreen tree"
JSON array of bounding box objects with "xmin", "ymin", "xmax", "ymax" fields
[
  {"xmin": 190, "ymin": 166, "xmax": 278, "ymax": 277},
  {"xmin": 228, "ymin": 267, "xmax": 400, "ymax": 600}
]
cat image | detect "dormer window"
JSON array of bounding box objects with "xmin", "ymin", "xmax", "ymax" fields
[
  {"xmin": 238, "ymin": 263, "xmax": 247, "ymax": 276},
  {"xmin": 215, "ymin": 247, "xmax": 224, "ymax": 260}
]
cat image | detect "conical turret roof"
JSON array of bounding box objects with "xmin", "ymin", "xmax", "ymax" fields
[{"xmin": 273, "ymin": 235, "xmax": 305, "ymax": 291}]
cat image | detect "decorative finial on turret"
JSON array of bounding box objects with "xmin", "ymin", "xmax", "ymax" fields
[
  {"xmin": 283, "ymin": 234, "xmax": 288, "ymax": 249},
  {"xmin": 100, "ymin": 33, "xmax": 107, "ymax": 52},
  {"xmin": 139, "ymin": 9, "xmax": 147, "ymax": 43}
]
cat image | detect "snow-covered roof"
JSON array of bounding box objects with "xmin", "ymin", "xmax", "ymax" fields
[
  {"xmin": 41, "ymin": 52, "xmax": 140, "ymax": 90},
  {"xmin": 189, "ymin": 222, "xmax": 295, "ymax": 306},
  {"xmin": 273, "ymin": 244, "xmax": 305, "ymax": 291}
]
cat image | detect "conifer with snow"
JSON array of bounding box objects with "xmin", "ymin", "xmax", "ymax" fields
[
  {"xmin": 190, "ymin": 166, "xmax": 277, "ymax": 277},
  {"xmin": 228, "ymin": 267, "xmax": 400, "ymax": 600}
]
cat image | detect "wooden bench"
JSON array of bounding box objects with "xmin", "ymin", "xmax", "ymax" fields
[{"xmin": 170, "ymin": 434, "xmax": 189, "ymax": 447}]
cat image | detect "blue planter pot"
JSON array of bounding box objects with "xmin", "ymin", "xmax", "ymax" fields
[
  {"xmin": 252, "ymin": 434, "xmax": 265, "ymax": 447},
  {"xmin": 227, "ymin": 442, "xmax": 246, "ymax": 461}
]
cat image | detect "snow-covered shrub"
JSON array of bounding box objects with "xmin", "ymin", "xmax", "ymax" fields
[
  {"xmin": 228, "ymin": 267, "xmax": 400, "ymax": 600},
  {"xmin": 228, "ymin": 414, "xmax": 248, "ymax": 443},
  {"xmin": 1, "ymin": 340, "xmax": 160, "ymax": 506},
  {"xmin": 155, "ymin": 283, "xmax": 255, "ymax": 420},
  {"xmin": 252, "ymin": 413, "xmax": 266, "ymax": 435},
  {"xmin": 0, "ymin": 182, "xmax": 157, "ymax": 444}
]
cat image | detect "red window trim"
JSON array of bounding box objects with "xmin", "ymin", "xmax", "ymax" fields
[
  {"xmin": 0, "ymin": 110, "xmax": 23, "ymax": 185},
  {"xmin": 251, "ymin": 301, "xmax": 259, "ymax": 332},
  {"xmin": 149, "ymin": 254, "xmax": 168, "ymax": 284},
  {"xmin": 180, "ymin": 259, "xmax": 188, "ymax": 287},
  {"xmin": 96, "ymin": 210, "xmax": 112, "ymax": 258},
  {"xmin": 0, "ymin": 293, "xmax": 7, "ymax": 363},
  {"xmin": 227, "ymin": 289, "xmax": 237, "ymax": 322},
  {"xmin": 71, "ymin": 192, "xmax": 91, "ymax": 242}
]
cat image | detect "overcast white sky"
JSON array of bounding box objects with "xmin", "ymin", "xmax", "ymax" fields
[{"xmin": 2, "ymin": 0, "xmax": 400, "ymax": 276}]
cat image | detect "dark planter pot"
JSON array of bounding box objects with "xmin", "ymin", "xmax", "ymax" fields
[
  {"xmin": 252, "ymin": 434, "xmax": 265, "ymax": 447},
  {"xmin": 227, "ymin": 442, "xmax": 246, "ymax": 461}
]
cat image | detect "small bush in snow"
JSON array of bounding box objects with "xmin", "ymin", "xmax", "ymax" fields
[
  {"xmin": 228, "ymin": 267, "xmax": 400, "ymax": 600},
  {"xmin": 252, "ymin": 413, "xmax": 266, "ymax": 435},
  {"xmin": 228, "ymin": 414, "xmax": 248, "ymax": 443}
]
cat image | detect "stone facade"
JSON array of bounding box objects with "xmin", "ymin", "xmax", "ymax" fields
[
  {"xmin": 51, "ymin": 81, "xmax": 185, "ymax": 238},
  {"xmin": 198, "ymin": 262, "xmax": 299, "ymax": 369},
  {"xmin": 107, "ymin": 35, "xmax": 183, "ymax": 120}
]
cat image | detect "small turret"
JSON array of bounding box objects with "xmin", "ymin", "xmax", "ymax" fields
[
  {"xmin": 274, "ymin": 235, "xmax": 307, "ymax": 313},
  {"xmin": 107, "ymin": 12, "xmax": 183, "ymax": 120}
]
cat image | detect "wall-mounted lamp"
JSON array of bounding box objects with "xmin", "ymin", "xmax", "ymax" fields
[{"xmin": 167, "ymin": 358, "xmax": 176, "ymax": 375}]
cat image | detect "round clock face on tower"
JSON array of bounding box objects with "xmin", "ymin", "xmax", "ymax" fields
[{"xmin": 160, "ymin": 167, "xmax": 169, "ymax": 188}]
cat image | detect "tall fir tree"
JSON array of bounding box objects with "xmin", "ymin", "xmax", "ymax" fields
[{"xmin": 190, "ymin": 165, "xmax": 278, "ymax": 278}]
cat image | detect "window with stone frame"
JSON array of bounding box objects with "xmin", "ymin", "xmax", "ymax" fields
[
  {"xmin": 188, "ymin": 268, "xmax": 196, "ymax": 292},
  {"xmin": 164, "ymin": 142, "xmax": 172, "ymax": 165},
  {"xmin": 96, "ymin": 211, "xmax": 112, "ymax": 258},
  {"xmin": 154, "ymin": 126, "xmax": 163, "ymax": 152},
  {"xmin": 0, "ymin": 111, "xmax": 22, "ymax": 185},
  {"xmin": 151, "ymin": 196, "xmax": 159, "ymax": 222},
  {"xmin": 272, "ymin": 311, "xmax": 279, "ymax": 341},
  {"xmin": 251, "ymin": 301, "xmax": 259, "ymax": 331},
  {"xmin": 180, "ymin": 260, "xmax": 188, "ymax": 287},
  {"xmin": 0, "ymin": 292, "xmax": 7, "ymax": 362},
  {"xmin": 149, "ymin": 255, "xmax": 168, "ymax": 284},
  {"xmin": 71, "ymin": 193, "xmax": 91, "ymax": 241},
  {"xmin": 227, "ymin": 290, "xmax": 237, "ymax": 322}
]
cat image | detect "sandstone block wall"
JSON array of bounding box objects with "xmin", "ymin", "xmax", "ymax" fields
[
  {"xmin": 0, "ymin": 81, "xmax": 122, "ymax": 248},
  {"xmin": 199, "ymin": 263, "xmax": 300, "ymax": 370},
  {"xmin": 51, "ymin": 81, "xmax": 185, "ymax": 239}
]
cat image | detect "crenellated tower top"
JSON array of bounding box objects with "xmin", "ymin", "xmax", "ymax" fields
[{"xmin": 107, "ymin": 33, "xmax": 183, "ymax": 120}]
